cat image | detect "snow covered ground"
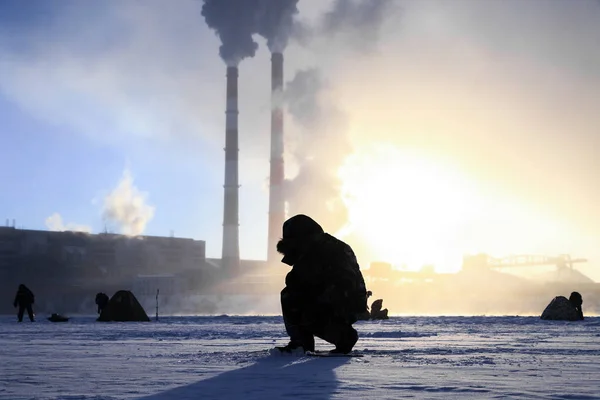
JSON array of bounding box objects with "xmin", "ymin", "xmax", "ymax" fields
[{"xmin": 0, "ymin": 315, "xmax": 599, "ymax": 399}]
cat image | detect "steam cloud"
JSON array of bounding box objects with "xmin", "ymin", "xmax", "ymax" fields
[
  {"xmin": 295, "ymin": 0, "xmax": 394, "ymax": 52},
  {"xmin": 45, "ymin": 213, "xmax": 92, "ymax": 233},
  {"xmin": 321, "ymin": 0, "xmax": 392, "ymax": 41},
  {"xmin": 102, "ymin": 169, "xmax": 155, "ymax": 236},
  {"xmin": 281, "ymin": 0, "xmax": 395, "ymax": 233},
  {"xmin": 283, "ymin": 68, "xmax": 350, "ymax": 233}
]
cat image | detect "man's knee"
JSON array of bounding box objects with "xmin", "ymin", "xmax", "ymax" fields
[{"xmin": 281, "ymin": 289, "xmax": 305, "ymax": 312}]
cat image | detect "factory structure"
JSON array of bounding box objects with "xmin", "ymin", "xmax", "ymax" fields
[
  {"xmin": 217, "ymin": 51, "xmax": 288, "ymax": 272},
  {"xmin": 204, "ymin": 51, "xmax": 289, "ymax": 304},
  {"xmin": 0, "ymin": 224, "xmax": 214, "ymax": 314}
]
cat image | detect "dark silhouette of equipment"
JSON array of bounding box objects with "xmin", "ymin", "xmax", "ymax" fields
[{"xmin": 48, "ymin": 313, "xmax": 69, "ymax": 323}]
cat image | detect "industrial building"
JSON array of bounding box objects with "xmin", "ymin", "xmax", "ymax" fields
[{"xmin": 0, "ymin": 226, "xmax": 215, "ymax": 314}]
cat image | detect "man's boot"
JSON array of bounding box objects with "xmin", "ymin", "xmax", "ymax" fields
[
  {"xmin": 274, "ymin": 332, "xmax": 315, "ymax": 354},
  {"xmin": 318, "ymin": 323, "xmax": 358, "ymax": 354},
  {"xmin": 330, "ymin": 326, "xmax": 358, "ymax": 354}
]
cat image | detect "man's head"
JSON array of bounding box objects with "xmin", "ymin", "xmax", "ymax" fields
[
  {"xmin": 569, "ymin": 291, "xmax": 583, "ymax": 308},
  {"xmin": 276, "ymin": 214, "xmax": 324, "ymax": 266}
]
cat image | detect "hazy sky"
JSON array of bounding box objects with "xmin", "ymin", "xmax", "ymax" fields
[{"xmin": 1, "ymin": 0, "xmax": 599, "ymax": 280}]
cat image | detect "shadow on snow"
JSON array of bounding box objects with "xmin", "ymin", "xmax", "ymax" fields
[{"xmin": 137, "ymin": 355, "xmax": 350, "ymax": 400}]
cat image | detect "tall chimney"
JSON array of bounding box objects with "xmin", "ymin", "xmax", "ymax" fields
[
  {"xmin": 222, "ymin": 66, "xmax": 240, "ymax": 274},
  {"xmin": 267, "ymin": 52, "xmax": 286, "ymax": 263}
]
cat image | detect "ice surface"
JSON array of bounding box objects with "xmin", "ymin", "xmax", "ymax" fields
[{"xmin": 0, "ymin": 315, "xmax": 599, "ymax": 399}]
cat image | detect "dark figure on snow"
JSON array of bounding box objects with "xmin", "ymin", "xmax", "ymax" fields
[
  {"xmin": 356, "ymin": 291, "xmax": 389, "ymax": 320},
  {"xmin": 48, "ymin": 313, "xmax": 69, "ymax": 323},
  {"xmin": 275, "ymin": 214, "xmax": 368, "ymax": 355},
  {"xmin": 13, "ymin": 284, "xmax": 35, "ymax": 322},
  {"xmin": 370, "ymin": 299, "xmax": 389, "ymax": 320},
  {"xmin": 540, "ymin": 291, "xmax": 584, "ymax": 321},
  {"xmin": 95, "ymin": 292, "xmax": 109, "ymax": 314}
]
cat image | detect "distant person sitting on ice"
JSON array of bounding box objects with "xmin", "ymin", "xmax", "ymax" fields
[
  {"xmin": 570, "ymin": 292, "xmax": 585, "ymax": 320},
  {"xmin": 13, "ymin": 284, "xmax": 35, "ymax": 322},
  {"xmin": 370, "ymin": 298, "xmax": 389, "ymax": 320},
  {"xmin": 540, "ymin": 291, "xmax": 584, "ymax": 321},
  {"xmin": 274, "ymin": 214, "xmax": 368, "ymax": 355}
]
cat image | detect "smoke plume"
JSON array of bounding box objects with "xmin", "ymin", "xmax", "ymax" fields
[
  {"xmin": 297, "ymin": 0, "xmax": 394, "ymax": 52},
  {"xmin": 45, "ymin": 213, "xmax": 92, "ymax": 233},
  {"xmin": 322, "ymin": 0, "xmax": 392, "ymax": 35},
  {"xmin": 201, "ymin": 0, "xmax": 261, "ymax": 66},
  {"xmin": 256, "ymin": 0, "xmax": 300, "ymax": 53},
  {"xmin": 102, "ymin": 169, "xmax": 155, "ymax": 236},
  {"xmin": 280, "ymin": 0, "xmax": 396, "ymax": 234},
  {"xmin": 283, "ymin": 68, "xmax": 351, "ymax": 233}
]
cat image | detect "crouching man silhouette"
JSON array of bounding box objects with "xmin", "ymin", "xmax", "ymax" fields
[{"xmin": 274, "ymin": 215, "xmax": 368, "ymax": 355}]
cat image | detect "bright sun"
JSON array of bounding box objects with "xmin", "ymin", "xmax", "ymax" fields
[
  {"xmin": 337, "ymin": 144, "xmax": 481, "ymax": 273},
  {"xmin": 336, "ymin": 143, "xmax": 584, "ymax": 275}
]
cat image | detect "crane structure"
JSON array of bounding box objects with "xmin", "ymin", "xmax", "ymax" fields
[{"xmin": 463, "ymin": 253, "xmax": 588, "ymax": 272}]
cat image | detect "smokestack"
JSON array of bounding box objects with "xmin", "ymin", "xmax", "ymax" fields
[
  {"xmin": 222, "ymin": 66, "xmax": 240, "ymax": 274},
  {"xmin": 267, "ymin": 52, "xmax": 286, "ymax": 263}
]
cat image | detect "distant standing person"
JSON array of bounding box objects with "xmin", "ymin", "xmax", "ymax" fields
[
  {"xmin": 95, "ymin": 292, "xmax": 109, "ymax": 314},
  {"xmin": 13, "ymin": 284, "xmax": 35, "ymax": 322},
  {"xmin": 568, "ymin": 291, "xmax": 585, "ymax": 320}
]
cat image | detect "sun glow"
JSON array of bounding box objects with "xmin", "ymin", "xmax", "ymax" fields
[
  {"xmin": 336, "ymin": 143, "xmax": 585, "ymax": 276},
  {"xmin": 337, "ymin": 144, "xmax": 483, "ymax": 273}
]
